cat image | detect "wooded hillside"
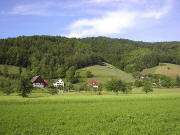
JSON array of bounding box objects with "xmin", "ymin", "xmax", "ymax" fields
[
  {"xmin": 81, "ymin": 37, "xmax": 180, "ymax": 73},
  {"xmin": 0, "ymin": 35, "xmax": 180, "ymax": 78}
]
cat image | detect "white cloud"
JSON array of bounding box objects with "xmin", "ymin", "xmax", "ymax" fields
[
  {"xmin": 68, "ymin": 0, "xmax": 174, "ymax": 38},
  {"xmin": 69, "ymin": 11, "xmax": 136, "ymax": 38}
]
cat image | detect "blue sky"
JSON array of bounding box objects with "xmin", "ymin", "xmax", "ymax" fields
[{"xmin": 0, "ymin": 0, "xmax": 180, "ymax": 41}]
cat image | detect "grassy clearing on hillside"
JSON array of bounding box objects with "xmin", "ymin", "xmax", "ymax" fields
[
  {"xmin": 0, "ymin": 64, "xmax": 26, "ymax": 75},
  {"xmin": 78, "ymin": 63, "xmax": 135, "ymax": 84},
  {"xmin": 0, "ymin": 93, "xmax": 180, "ymax": 135},
  {"xmin": 0, "ymin": 65, "xmax": 27, "ymax": 88},
  {"xmin": 142, "ymin": 63, "xmax": 180, "ymax": 79}
]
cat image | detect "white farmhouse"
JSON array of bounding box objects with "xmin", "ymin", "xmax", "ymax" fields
[{"xmin": 53, "ymin": 78, "xmax": 65, "ymax": 88}]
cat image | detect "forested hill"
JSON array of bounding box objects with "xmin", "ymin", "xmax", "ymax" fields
[
  {"xmin": 0, "ymin": 35, "xmax": 180, "ymax": 78},
  {"xmin": 81, "ymin": 37, "xmax": 180, "ymax": 74},
  {"xmin": 0, "ymin": 36, "xmax": 102, "ymax": 79}
]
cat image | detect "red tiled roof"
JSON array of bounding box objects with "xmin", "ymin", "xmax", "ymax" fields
[{"xmin": 87, "ymin": 80, "xmax": 99, "ymax": 86}]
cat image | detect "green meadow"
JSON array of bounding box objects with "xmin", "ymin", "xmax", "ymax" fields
[
  {"xmin": 1, "ymin": 89, "xmax": 180, "ymax": 135},
  {"xmin": 1, "ymin": 64, "xmax": 180, "ymax": 135},
  {"xmin": 77, "ymin": 63, "xmax": 135, "ymax": 85},
  {"xmin": 142, "ymin": 63, "xmax": 180, "ymax": 79}
]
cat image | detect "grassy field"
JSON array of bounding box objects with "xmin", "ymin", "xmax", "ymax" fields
[
  {"xmin": 1, "ymin": 88, "xmax": 180, "ymax": 135},
  {"xmin": 1, "ymin": 64, "xmax": 180, "ymax": 135},
  {"xmin": 142, "ymin": 63, "xmax": 180, "ymax": 79},
  {"xmin": 77, "ymin": 63, "xmax": 135, "ymax": 85}
]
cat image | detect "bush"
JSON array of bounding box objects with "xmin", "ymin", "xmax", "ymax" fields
[
  {"xmin": 125, "ymin": 83, "xmax": 133, "ymax": 93},
  {"xmin": 106, "ymin": 79, "xmax": 129, "ymax": 95},
  {"xmin": 19, "ymin": 77, "xmax": 33, "ymax": 97},
  {"xmin": 134, "ymin": 80, "xmax": 143, "ymax": 87},
  {"xmin": 143, "ymin": 81, "xmax": 153, "ymax": 94},
  {"xmin": 176, "ymin": 76, "xmax": 180, "ymax": 87},
  {"xmin": 79, "ymin": 84, "xmax": 88, "ymax": 92},
  {"xmin": 86, "ymin": 71, "xmax": 93, "ymax": 78},
  {"xmin": 97, "ymin": 83, "xmax": 103, "ymax": 95},
  {"xmin": 48, "ymin": 88, "xmax": 59, "ymax": 95},
  {"xmin": 3, "ymin": 87, "xmax": 14, "ymax": 95},
  {"xmin": 149, "ymin": 74, "xmax": 176, "ymax": 88},
  {"xmin": 65, "ymin": 83, "xmax": 74, "ymax": 91}
]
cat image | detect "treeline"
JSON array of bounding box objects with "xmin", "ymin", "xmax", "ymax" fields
[
  {"xmin": 81, "ymin": 37, "xmax": 180, "ymax": 73},
  {"xmin": 0, "ymin": 36, "xmax": 102, "ymax": 79},
  {"xmin": 1, "ymin": 36, "xmax": 180, "ymax": 76}
]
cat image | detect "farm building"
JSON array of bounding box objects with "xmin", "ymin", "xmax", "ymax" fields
[
  {"xmin": 31, "ymin": 75, "xmax": 48, "ymax": 88},
  {"xmin": 137, "ymin": 73, "xmax": 151, "ymax": 79},
  {"xmin": 53, "ymin": 78, "xmax": 65, "ymax": 87},
  {"xmin": 87, "ymin": 80, "xmax": 99, "ymax": 88}
]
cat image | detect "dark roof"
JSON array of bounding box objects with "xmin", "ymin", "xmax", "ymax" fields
[
  {"xmin": 31, "ymin": 75, "xmax": 48, "ymax": 84},
  {"xmin": 31, "ymin": 75, "xmax": 40, "ymax": 83}
]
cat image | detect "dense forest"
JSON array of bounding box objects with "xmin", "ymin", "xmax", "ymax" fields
[
  {"xmin": 0, "ymin": 36, "xmax": 102, "ymax": 79},
  {"xmin": 0, "ymin": 35, "xmax": 180, "ymax": 78},
  {"xmin": 81, "ymin": 37, "xmax": 180, "ymax": 74}
]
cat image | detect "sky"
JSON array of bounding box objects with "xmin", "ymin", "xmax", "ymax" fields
[{"xmin": 0, "ymin": 0, "xmax": 180, "ymax": 42}]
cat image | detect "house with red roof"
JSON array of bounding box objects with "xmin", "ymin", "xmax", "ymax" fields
[
  {"xmin": 87, "ymin": 80, "xmax": 99, "ymax": 88},
  {"xmin": 31, "ymin": 75, "xmax": 48, "ymax": 88}
]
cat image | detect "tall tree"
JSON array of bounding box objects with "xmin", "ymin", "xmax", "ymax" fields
[
  {"xmin": 19, "ymin": 77, "xmax": 33, "ymax": 97},
  {"xmin": 106, "ymin": 79, "xmax": 122, "ymax": 96}
]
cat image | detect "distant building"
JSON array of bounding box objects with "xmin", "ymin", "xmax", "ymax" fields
[
  {"xmin": 31, "ymin": 75, "xmax": 48, "ymax": 88},
  {"xmin": 137, "ymin": 73, "xmax": 151, "ymax": 79},
  {"xmin": 87, "ymin": 80, "xmax": 99, "ymax": 88},
  {"xmin": 53, "ymin": 78, "xmax": 65, "ymax": 88}
]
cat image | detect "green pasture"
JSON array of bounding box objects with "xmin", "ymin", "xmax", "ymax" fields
[
  {"xmin": 77, "ymin": 63, "xmax": 135, "ymax": 85},
  {"xmin": 1, "ymin": 88, "xmax": 180, "ymax": 135},
  {"xmin": 142, "ymin": 63, "xmax": 180, "ymax": 79}
]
